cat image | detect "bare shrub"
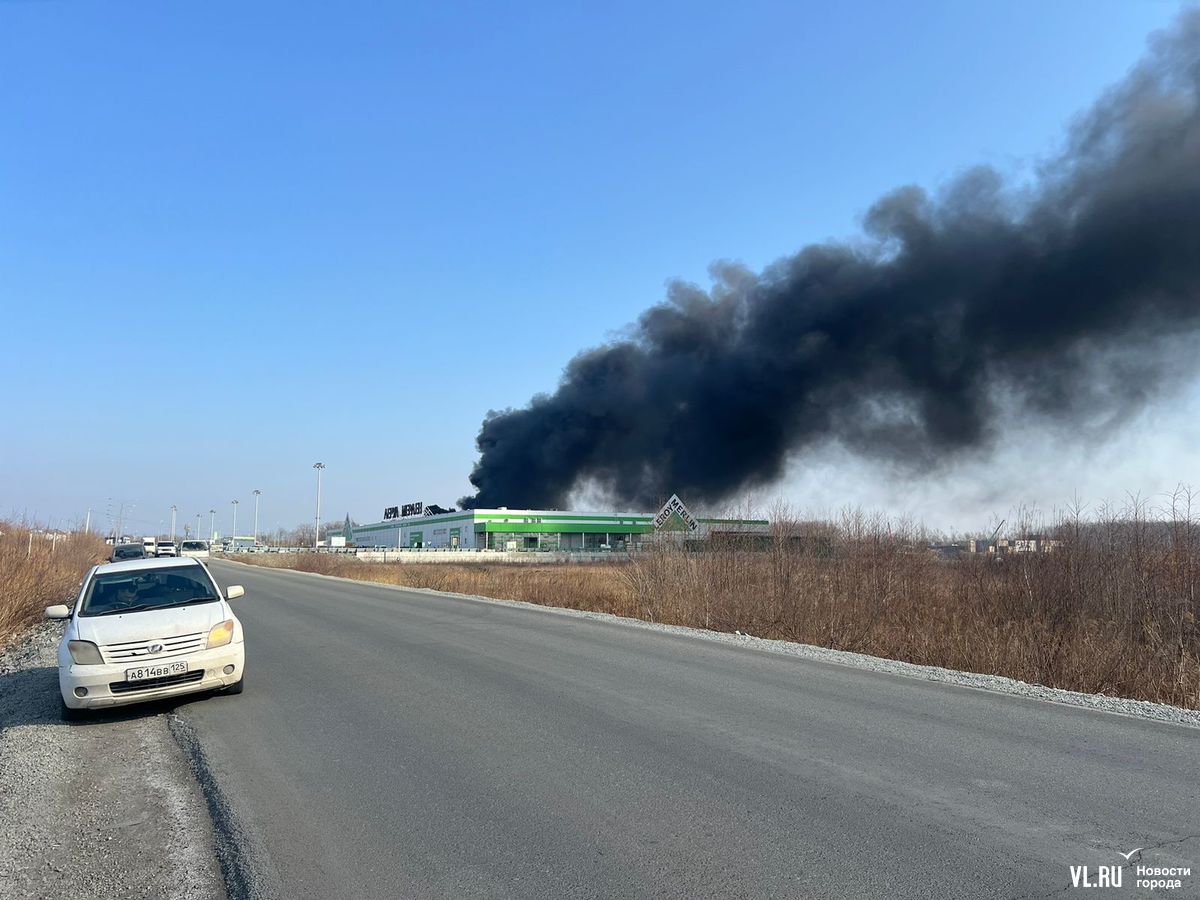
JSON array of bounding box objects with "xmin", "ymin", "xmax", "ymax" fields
[
  {"xmin": 238, "ymin": 553, "xmax": 632, "ymax": 616},
  {"xmin": 0, "ymin": 523, "xmax": 109, "ymax": 647}
]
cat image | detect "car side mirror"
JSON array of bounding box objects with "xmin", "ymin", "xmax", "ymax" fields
[
  {"xmin": 225, "ymin": 585, "xmax": 245, "ymax": 600},
  {"xmin": 45, "ymin": 605, "xmax": 71, "ymax": 619}
]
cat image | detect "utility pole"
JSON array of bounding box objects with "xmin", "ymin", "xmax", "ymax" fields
[
  {"xmin": 253, "ymin": 489, "xmax": 262, "ymax": 544},
  {"xmin": 118, "ymin": 502, "xmax": 134, "ymax": 542},
  {"xmin": 313, "ymin": 463, "xmax": 325, "ymax": 550},
  {"xmin": 84, "ymin": 508, "xmax": 91, "ymax": 534},
  {"xmin": 170, "ymin": 504, "xmax": 177, "ymax": 540},
  {"xmin": 231, "ymin": 499, "xmax": 239, "ymax": 543},
  {"xmin": 196, "ymin": 513, "xmax": 202, "ymax": 542},
  {"xmin": 209, "ymin": 509, "xmax": 216, "ymax": 542}
]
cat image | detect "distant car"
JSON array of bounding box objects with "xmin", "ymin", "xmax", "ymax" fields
[
  {"xmin": 179, "ymin": 540, "xmax": 210, "ymax": 558},
  {"xmin": 45, "ymin": 556, "xmax": 247, "ymax": 719},
  {"xmin": 155, "ymin": 541, "xmax": 178, "ymax": 557},
  {"xmin": 143, "ymin": 537, "xmax": 157, "ymax": 558},
  {"xmin": 110, "ymin": 543, "xmax": 147, "ymax": 563}
]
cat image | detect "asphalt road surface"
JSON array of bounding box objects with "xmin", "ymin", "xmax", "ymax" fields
[{"xmin": 177, "ymin": 560, "xmax": 1199, "ymax": 899}]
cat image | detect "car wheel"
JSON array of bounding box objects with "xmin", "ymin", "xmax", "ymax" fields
[
  {"xmin": 221, "ymin": 674, "xmax": 245, "ymax": 695},
  {"xmin": 60, "ymin": 699, "xmax": 88, "ymax": 723}
]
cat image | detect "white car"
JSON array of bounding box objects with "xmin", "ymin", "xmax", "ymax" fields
[
  {"xmin": 155, "ymin": 541, "xmax": 178, "ymax": 557},
  {"xmin": 45, "ymin": 557, "xmax": 246, "ymax": 719},
  {"xmin": 179, "ymin": 540, "xmax": 210, "ymax": 558}
]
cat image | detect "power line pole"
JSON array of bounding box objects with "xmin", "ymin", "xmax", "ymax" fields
[
  {"xmin": 170, "ymin": 504, "xmax": 177, "ymax": 540},
  {"xmin": 118, "ymin": 502, "xmax": 134, "ymax": 541}
]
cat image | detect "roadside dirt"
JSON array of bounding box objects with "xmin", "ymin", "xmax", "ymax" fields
[{"xmin": 0, "ymin": 622, "xmax": 223, "ymax": 900}]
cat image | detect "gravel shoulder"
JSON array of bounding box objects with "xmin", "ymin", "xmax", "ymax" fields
[{"xmin": 0, "ymin": 622, "xmax": 224, "ymax": 900}]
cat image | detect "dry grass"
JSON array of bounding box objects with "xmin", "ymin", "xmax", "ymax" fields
[
  {"xmin": 238, "ymin": 552, "xmax": 632, "ymax": 615},
  {"xmin": 233, "ymin": 496, "xmax": 1200, "ymax": 709},
  {"xmin": 0, "ymin": 523, "xmax": 109, "ymax": 647}
]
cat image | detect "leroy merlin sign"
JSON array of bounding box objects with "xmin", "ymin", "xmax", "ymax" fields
[{"xmin": 654, "ymin": 494, "xmax": 698, "ymax": 532}]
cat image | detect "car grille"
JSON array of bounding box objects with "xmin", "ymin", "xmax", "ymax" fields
[
  {"xmin": 101, "ymin": 631, "xmax": 206, "ymax": 663},
  {"xmin": 109, "ymin": 670, "xmax": 206, "ymax": 694}
]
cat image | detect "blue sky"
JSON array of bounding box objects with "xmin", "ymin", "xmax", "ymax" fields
[{"xmin": 1, "ymin": 0, "xmax": 1192, "ymax": 535}]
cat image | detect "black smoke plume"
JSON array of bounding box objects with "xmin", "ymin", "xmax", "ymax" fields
[{"xmin": 463, "ymin": 13, "xmax": 1200, "ymax": 511}]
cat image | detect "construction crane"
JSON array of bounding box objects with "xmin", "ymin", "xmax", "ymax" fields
[{"xmin": 988, "ymin": 518, "xmax": 1006, "ymax": 555}]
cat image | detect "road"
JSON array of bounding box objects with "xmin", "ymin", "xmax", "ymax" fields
[{"xmin": 175, "ymin": 560, "xmax": 1200, "ymax": 899}]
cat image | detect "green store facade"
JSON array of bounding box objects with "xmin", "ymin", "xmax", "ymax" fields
[{"xmin": 344, "ymin": 506, "xmax": 768, "ymax": 551}]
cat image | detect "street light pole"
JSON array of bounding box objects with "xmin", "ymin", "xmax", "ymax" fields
[
  {"xmin": 252, "ymin": 489, "xmax": 262, "ymax": 544},
  {"xmin": 195, "ymin": 513, "xmax": 202, "ymax": 541},
  {"xmin": 209, "ymin": 509, "xmax": 216, "ymax": 542},
  {"xmin": 170, "ymin": 504, "xmax": 177, "ymax": 540},
  {"xmin": 231, "ymin": 499, "xmax": 239, "ymax": 543},
  {"xmin": 313, "ymin": 463, "xmax": 325, "ymax": 550}
]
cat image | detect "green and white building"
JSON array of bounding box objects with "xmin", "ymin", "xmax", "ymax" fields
[{"xmin": 344, "ymin": 498, "xmax": 768, "ymax": 551}]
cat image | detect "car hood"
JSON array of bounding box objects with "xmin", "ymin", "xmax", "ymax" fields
[{"xmin": 76, "ymin": 602, "xmax": 225, "ymax": 644}]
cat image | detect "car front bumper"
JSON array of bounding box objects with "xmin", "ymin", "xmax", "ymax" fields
[{"xmin": 59, "ymin": 641, "xmax": 245, "ymax": 709}]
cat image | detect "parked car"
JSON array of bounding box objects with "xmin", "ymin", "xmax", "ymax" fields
[
  {"xmin": 179, "ymin": 540, "xmax": 210, "ymax": 558},
  {"xmin": 110, "ymin": 543, "xmax": 147, "ymax": 563},
  {"xmin": 155, "ymin": 541, "xmax": 178, "ymax": 557},
  {"xmin": 45, "ymin": 557, "xmax": 246, "ymax": 719}
]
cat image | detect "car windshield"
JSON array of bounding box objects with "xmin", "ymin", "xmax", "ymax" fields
[
  {"xmin": 181, "ymin": 541, "xmax": 206, "ymax": 550},
  {"xmin": 80, "ymin": 566, "xmax": 220, "ymax": 617}
]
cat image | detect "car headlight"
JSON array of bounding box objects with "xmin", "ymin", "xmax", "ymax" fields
[
  {"xmin": 207, "ymin": 619, "xmax": 236, "ymax": 649},
  {"xmin": 67, "ymin": 640, "xmax": 104, "ymax": 665}
]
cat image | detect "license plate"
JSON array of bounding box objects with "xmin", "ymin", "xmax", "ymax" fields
[{"xmin": 125, "ymin": 661, "xmax": 188, "ymax": 682}]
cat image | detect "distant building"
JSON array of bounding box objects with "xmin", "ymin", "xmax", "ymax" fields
[
  {"xmin": 345, "ymin": 503, "xmax": 768, "ymax": 551},
  {"xmin": 1010, "ymin": 537, "xmax": 1061, "ymax": 554},
  {"xmin": 928, "ymin": 542, "xmax": 967, "ymax": 560},
  {"xmin": 968, "ymin": 535, "xmax": 1060, "ymax": 555}
]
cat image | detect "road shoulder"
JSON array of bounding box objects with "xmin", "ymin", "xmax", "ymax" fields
[{"xmin": 0, "ymin": 622, "xmax": 224, "ymax": 900}]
